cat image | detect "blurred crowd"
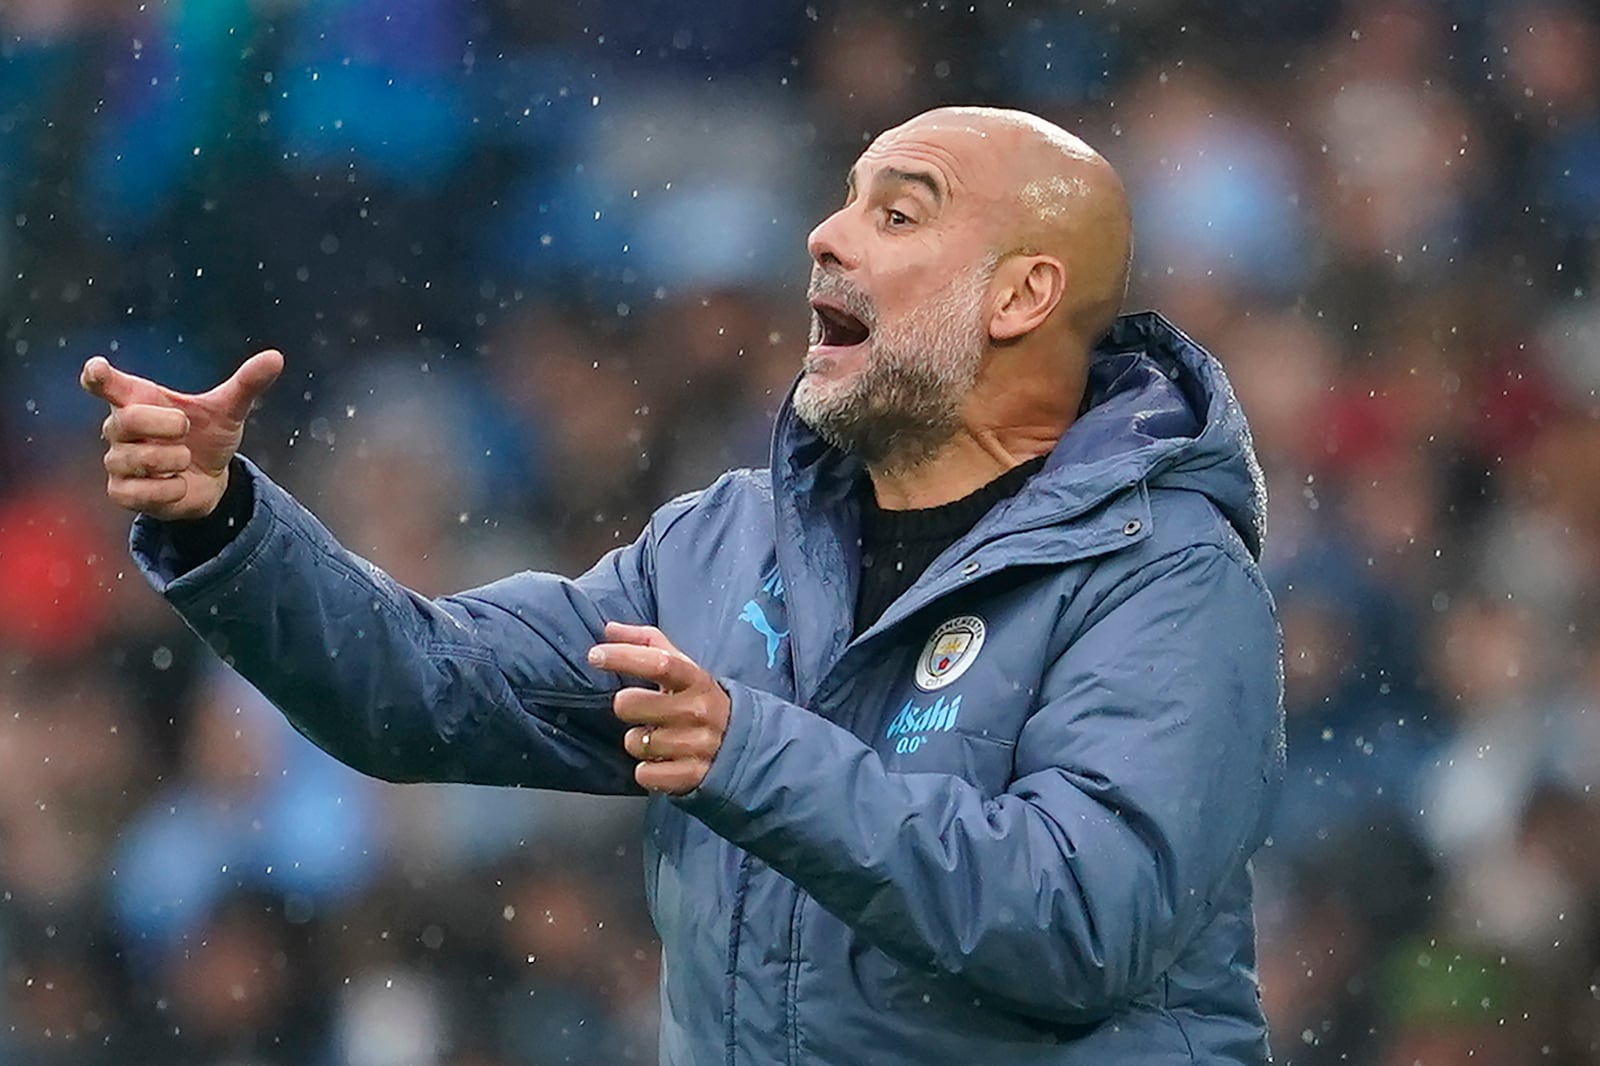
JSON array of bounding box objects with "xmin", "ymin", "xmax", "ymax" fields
[{"xmin": 1, "ymin": 0, "xmax": 1598, "ymax": 1062}]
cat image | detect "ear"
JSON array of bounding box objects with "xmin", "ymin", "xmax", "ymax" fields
[{"xmin": 987, "ymin": 255, "xmax": 1066, "ymax": 342}]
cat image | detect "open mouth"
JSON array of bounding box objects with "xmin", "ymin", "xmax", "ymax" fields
[{"xmin": 810, "ymin": 299, "xmax": 872, "ymax": 349}]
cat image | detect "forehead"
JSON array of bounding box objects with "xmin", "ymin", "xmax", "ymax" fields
[{"xmin": 851, "ymin": 120, "xmax": 1007, "ymax": 201}]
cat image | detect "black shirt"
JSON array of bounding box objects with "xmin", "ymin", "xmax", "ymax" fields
[{"xmin": 853, "ymin": 455, "xmax": 1048, "ymax": 635}]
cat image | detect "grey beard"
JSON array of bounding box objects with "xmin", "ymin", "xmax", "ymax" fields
[
  {"xmin": 795, "ymin": 355, "xmax": 970, "ymax": 473},
  {"xmin": 794, "ymin": 258, "xmax": 993, "ymax": 473}
]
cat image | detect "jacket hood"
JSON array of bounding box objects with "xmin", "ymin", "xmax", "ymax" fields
[{"xmin": 773, "ymin": 309, "xmax": 1268, "ymax": 560}]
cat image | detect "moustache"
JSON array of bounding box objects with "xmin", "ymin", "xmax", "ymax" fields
[{"xmin": 806, "ymin": 268, "xmax": 878, "ymax": 330}]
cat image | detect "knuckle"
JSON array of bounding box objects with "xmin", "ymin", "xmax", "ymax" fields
[
  {"xmin": 614, "ymin": 687, "xmax": 654, "ymax": 721},
  {"xmin": 107, "ymin": 480, "xmax": 140, "ymax": 510}
]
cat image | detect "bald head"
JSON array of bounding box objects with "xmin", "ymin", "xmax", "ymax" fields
[
  {"xmin": 875, "ymin": 106, "xmax": 1133, "ymax": 345},
  {"xmin": 798, "ymin": 106, "xmax": 1133, "ymax": 478}
]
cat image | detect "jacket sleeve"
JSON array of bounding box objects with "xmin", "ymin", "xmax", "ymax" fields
[
  {"xmin": 676, "ymin": 543, "xmax": 1284, "ymax": 1023},
  {"xmin": 132, "ymin": 456, "xmax": 654, "ymax": 793}
]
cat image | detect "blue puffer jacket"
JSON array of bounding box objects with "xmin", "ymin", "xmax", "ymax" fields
[{"xmin": 133, "ymin": 311, "xmax": 1285, "ymax": 1065}]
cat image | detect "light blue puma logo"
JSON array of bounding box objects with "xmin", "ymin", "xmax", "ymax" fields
[{"xmin": 739, "ymin": 600, "xmax": 789, "ymax": 669}]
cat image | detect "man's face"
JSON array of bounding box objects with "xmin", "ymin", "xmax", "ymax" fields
[{"xmin": 793, "ymin": 123, "xmax": 1001, "ymax": 469}]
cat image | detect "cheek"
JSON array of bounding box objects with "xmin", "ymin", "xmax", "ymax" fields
[{"xmin": 870, "ymin": 257, "xmax": 954, "ymax": 327}]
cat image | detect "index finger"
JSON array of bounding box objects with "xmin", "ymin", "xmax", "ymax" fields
[
  {"xmin": 80, "ymin": 356, "xmax": 171, "ymax": 409},
  {"xmin": 587, "ymin": 643, "xmax": 701, "ymax": 692}
]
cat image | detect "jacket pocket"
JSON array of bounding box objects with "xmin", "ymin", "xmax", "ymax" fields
[{"xmin": 952, "ymin": 729, "xmax": 1017, "ymax": 797}]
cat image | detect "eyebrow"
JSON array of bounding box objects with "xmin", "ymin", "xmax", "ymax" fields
[{"xmin": 846, "ymin": 165, "xmax": 946, "ymax": 206}]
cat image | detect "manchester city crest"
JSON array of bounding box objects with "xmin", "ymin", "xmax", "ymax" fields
[{"xmin": 914, "ymin": 615, "xmax": 987, "ymax": 691}]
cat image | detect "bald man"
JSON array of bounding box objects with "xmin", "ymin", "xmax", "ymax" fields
[{"xmin": 86, "ymin": 107, "xmax": 1284, "ymax": 1065}]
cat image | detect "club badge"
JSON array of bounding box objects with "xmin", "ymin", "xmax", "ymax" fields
[{"xmin": 914, "ymin": 615, "xmax": 987, "ymax": 691}]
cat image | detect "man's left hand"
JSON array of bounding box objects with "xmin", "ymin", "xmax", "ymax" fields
[{"xmin": 589, "ymin": 621, "xmax": 731, "ymax": 795}]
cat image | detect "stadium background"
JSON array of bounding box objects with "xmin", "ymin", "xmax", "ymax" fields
[{"xmin": 2, "ymin": 0, "xmax": 1599, "ymax": 1062}]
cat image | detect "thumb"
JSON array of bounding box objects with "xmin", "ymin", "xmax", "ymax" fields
[
  {"xmin": 79, "ymin": 356, "xmax": 170, "ymax": 409},
  {"xmin": 212, "ymin": 349, "xmax": 284, "ymax": 422},
  {"xmin": 603, "ymin": 621, "xmax": 682, "ymax": 655}
]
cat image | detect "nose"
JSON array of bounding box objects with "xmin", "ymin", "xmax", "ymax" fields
[{"xmin": 807, "ymin": 206, "xmax": 859, "ymax": 272}]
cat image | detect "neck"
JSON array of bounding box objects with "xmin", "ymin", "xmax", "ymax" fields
[
  {"xmin": 868, "ymin": 422, "xmax": 1065, "ymax": 510},
  {"xmin": 869, "ymin": 338, "xmax": 1087, "ymax": 509}
]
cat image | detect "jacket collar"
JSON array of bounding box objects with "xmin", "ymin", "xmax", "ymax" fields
[
  {"xmin": 767, "ymin": 310, "xmax": 1266, "ymax": 694},
  {"xmin": 771, "ymin": 310, "xmax": 1265, "ymax": 561}
]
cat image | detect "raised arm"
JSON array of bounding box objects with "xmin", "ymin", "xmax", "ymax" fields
[{"xmin": 84, "ymin": 353, "xmax": 648, "ymax": 794}]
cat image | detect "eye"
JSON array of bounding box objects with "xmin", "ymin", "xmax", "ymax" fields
[{"xmin": 886, "ymin": 208, "xmax": 913, "ymax": 227}]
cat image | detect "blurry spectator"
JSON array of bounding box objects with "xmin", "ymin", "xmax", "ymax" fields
[
  {"xmin": 131, "ymin": 889, "xmax": 330, "ymax": 1066},
  {"xmin": 1306, "ymin": 0, "xmax": 1484, "ymax": 279},
  {"xmin": 0, "ymin": 665, "xmax": 147, "ymax": 918},
  {"xmin": 484, "ymin": 863, "xmax": 645, "ymax": 1063},
  {"xmin": 1260, "ymin": 820, "xmax": 1437, "ymax": 1064},
  {"xmin": 1418, "ymin": 598, "xmax": 1554, "ymax": 859},
  {"xmin": 111, "ymin": 669, "xmax": 380, "ymax": 960},
  {"xmin": 808, "ymin": 7, "xmax": 936, "ymax": 161},
  {"xmin": 1218, "ymin": 311, "xmax": 1340, "ymax": 564},
  {"xmin": 1122, "ymin": 67, "xmax": 1310, "ymax": 325}
]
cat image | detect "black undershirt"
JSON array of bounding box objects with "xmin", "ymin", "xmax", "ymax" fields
[{"xmin": 853, "ymin": 455, "xmax": 1048, "ymax": 636}]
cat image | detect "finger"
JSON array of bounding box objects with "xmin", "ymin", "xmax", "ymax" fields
[
  {"xmin": 624, "ymin": 725, "xmax": 702, "ymax": 762},
  {"xmin": 104, "ymin": 405, "xmax": 190, "ymax": 443},
  {"xmin": 623, "ymin": 726, "xmax": 655, "ymax": 761},
  {"xmin": 107, "ymin": 474, "xmax": 189, "ymax": 513},
  {"xmin": 632, "ymin": 726, "xmax": 719, "ymax": 761},
  {"xmin": 635, "ymin": 759, "xmax": 708, "ymax": 796},
  {"xmin": 589, "ymin": 643, "xmax": 701, "ymax": 691},
  {"xmin": 608, "ymin": 685, "xmax": 697, "ymax": 726},
  {"xmin": 210, "ymin": 349, "xmax": 284, "ymax": 422},
  {"xmin": 105, "ymin": 442, "xmax": 191, "ymax": 479},
  {"xmin": 603, "ymin": 621, "xmax": 683, "ymax": 656},
  {"xmin": 80, "ymin": 356, "xmax": 173, "ymax": 409}
]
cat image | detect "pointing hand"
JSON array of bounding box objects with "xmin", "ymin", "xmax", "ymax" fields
[{"xmin": 79, "ymin": 350, "xmax": 284, "ymax": 521}]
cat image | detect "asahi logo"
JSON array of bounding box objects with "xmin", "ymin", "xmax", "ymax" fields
[{"xmin": 884, "ymin": 695, "xmax": 963, "ymax": 755}]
